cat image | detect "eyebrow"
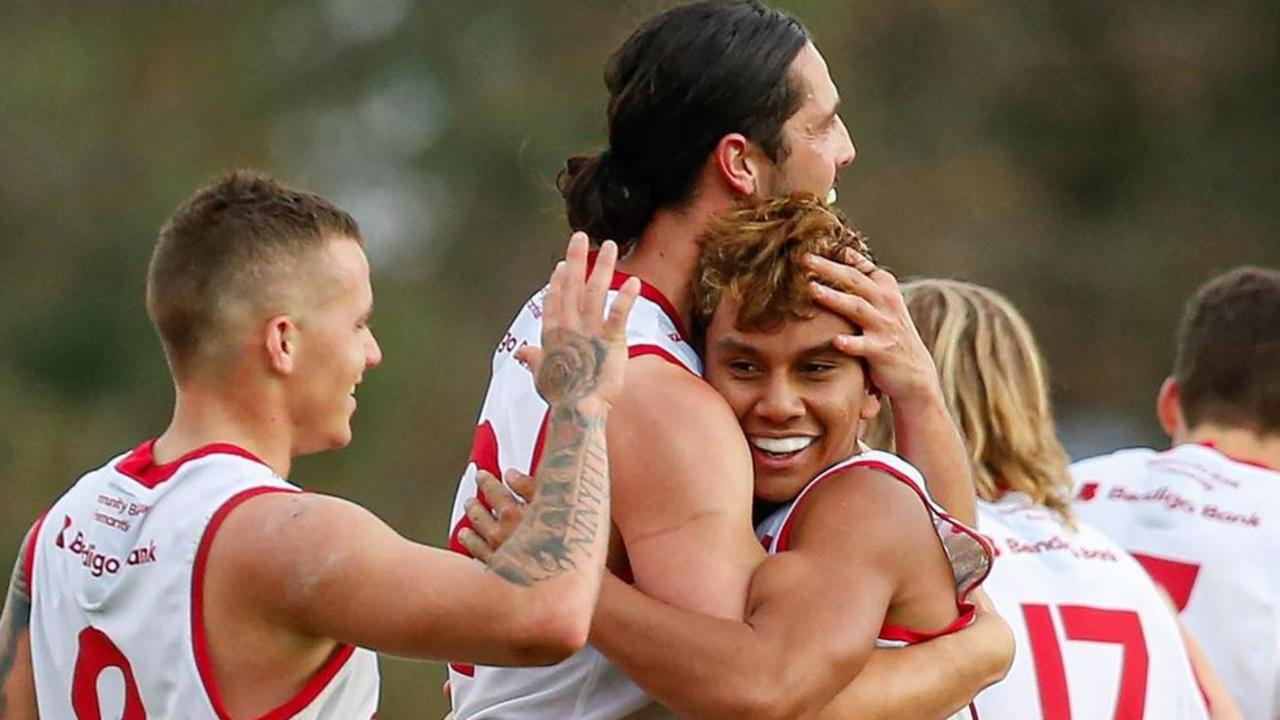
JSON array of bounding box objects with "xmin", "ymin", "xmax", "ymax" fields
[{"xmin": 713, "ymin": 337, "xmax": 761, "ymax": 356}]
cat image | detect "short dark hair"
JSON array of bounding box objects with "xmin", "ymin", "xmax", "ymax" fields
[
  {"xmin": 559, "ymin": 0, "xmax": 810, "ymax": 249},
  {"xmin": 1173, "ymin": 266, "xmax": 1280, "ymax": 434},
  {"xmin": 147, "ymin": 171, "xmax": 361, "ymax": 378}
]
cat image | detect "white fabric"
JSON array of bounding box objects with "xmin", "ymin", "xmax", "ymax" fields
[
  {"xmin": 974, "ymin": 494, "xmax": 1209, "ymax": 719},
  {"xmin": 448, "ymin": 277, "xmax": 699, "ymax": 720},
  {"xmin": 28, "ymin": 445, "xmax": 379, "ymax": 719},
  {"xmin": 1072, "ymin": 443, "xmax": 1280, "ymax": 719},
  {"xmin": 755, "ymin": 450, "xmax": 991, "ymax": 720}
]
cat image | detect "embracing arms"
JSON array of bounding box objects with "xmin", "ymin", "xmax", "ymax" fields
[{"xmin": 210, "ymin": 234, "xmax": 637, "ymax": 666}]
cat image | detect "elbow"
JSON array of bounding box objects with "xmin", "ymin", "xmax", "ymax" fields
[{"xmin": 503, "ymin": 594, "xmax": 593, "ymax": 666}]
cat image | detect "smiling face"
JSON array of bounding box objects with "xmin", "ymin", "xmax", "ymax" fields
[
  {"xmin": 759, "ymin": 42, "xmax": 856, "ymax": 204},
  {"xmin": 705, "ymin": 299, "xmax": 881, "ymax": 502},
  {"xmin": 286, "ymin": 237, "xmax": 383, "ymax": 455}
]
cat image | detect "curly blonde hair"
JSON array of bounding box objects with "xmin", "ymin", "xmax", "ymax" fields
[
  {"xmin": 694, "ymin": 193, "xmax": 872, "ymax": 336},
  {"xmin": 867, "ymin": 279, "xmax": 1075, "ymax": 521}
]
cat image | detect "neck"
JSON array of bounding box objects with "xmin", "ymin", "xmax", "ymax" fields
[
  {"xmin": 1181, "ymin": 424, "xmax": 1280, "ymax": 472},
  {"xmin": 155, "ymin": 378, "xmax": 293, "ymax": 477},
  {"xmin": 617, "ymin": 192, "xmax": 734, "ymax": 329}
]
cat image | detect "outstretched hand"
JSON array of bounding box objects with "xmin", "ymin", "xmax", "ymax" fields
[{"xmin": 518, "ymin": 233, "xmax": 640, "ymax": 411}]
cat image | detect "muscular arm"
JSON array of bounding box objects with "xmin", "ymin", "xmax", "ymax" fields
[
  {"xmin": 0, "ymin": 526, "xmax": 37, "ymax": 720},
  {"xmin": 591, "ymin": 469, "xmax": 982, "ymax": 720},
  {"xmin": 889, "ymin": 385, "xmax": 977, "ymax": 526},
  {"xmin": 607, "ymin": 358, "xmax": 764, "ymax": 619}
]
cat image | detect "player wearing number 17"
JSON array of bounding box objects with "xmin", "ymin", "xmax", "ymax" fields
[
  {"xmin": 868, "ymin": 280, "xmax": 1235, "ymax": 719},
  {"xmin": 0, "ymin": 173, "xmax": 637, "ymax": 719}
]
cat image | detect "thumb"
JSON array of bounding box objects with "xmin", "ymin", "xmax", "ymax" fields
[{"xmin": 514, "ymin": 345, "xmax": 543, "ymax": 376}]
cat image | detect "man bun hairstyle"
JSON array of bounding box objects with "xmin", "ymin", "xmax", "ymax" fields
[
  {"xmin": 559, "ymin": 0, "xmax": 810, "ymax": 248},
  {"xmin": 1173, "ymin": 266, "xmax": 1280, "ymax": 434},
  {"xmin": 147, "ymin": 170, "xmax": 361, "ymax": 379}
]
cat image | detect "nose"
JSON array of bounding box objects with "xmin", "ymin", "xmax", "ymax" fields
[
  {"xmin": 366, "ymin": 330, "xmax": 383, "ymax": 370},
  {"xmin": 754, "ymin": 375, "xmax": 804, "ymax": 424},
  {"xmin": 835, "ymin": 116, "xmax": 856, "ymax": 168}
]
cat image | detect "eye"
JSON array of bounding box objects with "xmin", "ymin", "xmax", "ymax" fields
[
  {"xmin": 802, "ymin": 361, "xmax": 837, "ymax": 376},
  {"xmin": 728, "ymin": 360, "xmax": 759, "ymax": 376}
]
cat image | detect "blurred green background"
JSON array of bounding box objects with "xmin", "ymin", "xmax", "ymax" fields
[{"xmin": 1, "ymin": 0, "xmax": 1277, "ymax": 716}]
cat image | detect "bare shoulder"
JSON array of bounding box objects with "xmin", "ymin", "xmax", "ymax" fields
[
  {"xmin": 790, "ymin": 466, "xmax": 938, "ymax": 566},
  {"xmin": 609, "ymin": 356, "xmax": 752, "ymax": 514},
  {"xmin": 203, "ymin": 491, "xmax": 395, "ymax": 615}
]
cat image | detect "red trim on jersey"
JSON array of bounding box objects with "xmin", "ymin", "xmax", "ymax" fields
[
  {"xmin": 192, "ymin": 485, "xmax": 358, "ymax": 720},
  {"xmin": 773, "ymin": 455, "xmax": 994, "ymax": 642},
  {"xmin": 116, "ymin": 439, "xmax": 268, "ymax": 490},
  {"xmin": 528, "ymin": 409, "xmax": 552, "ymax": 475},
  {"xmin": 629, "ymin": 344, "xmax": 697, "ymax": 374},
  {"xmin": 22, "ymin": 511, "xmax": 48, "ymax": 599},
  {"xmin": 879, "ymin": 603, "xmax": 978, "ymax": 644},
  {"xmin": 588, "ymin": 250, "xmax": 691, "ymax": 341},
  {"xmin": 1193, "ymin": 440, "xmax": 1278, "ymax": 472}
]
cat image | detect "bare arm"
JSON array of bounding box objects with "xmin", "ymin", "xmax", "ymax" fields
[
  {"xmin": 816, "ymin": 592, "xmax": 1014, "ymax": 720},
  {"xmin": 606, "ymin": 358, "xmax": 765, "ymax": 619},
  {"xmin": 588, "ymin": 471, "xmax": 973, "ymax": 720},
  {"xmin": 214, "ymin": 234, "xmax": 636, "ymax": 666},
  {"xmin": 0, "ymin": 526, "xmax": 37, "ymax": 720},
  {"xmin": 806, "ymin": 252, "xmax": 977, "ymax": 525}
]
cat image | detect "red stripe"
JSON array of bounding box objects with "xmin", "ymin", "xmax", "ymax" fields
[
  {"xmin": 588, "ymin": 251, "xmax": 691, "ymax": 341},
  {"xmin": 1193, "ymin": 440, "xmax": 1278, "ymax": 472},
  {"xmin": 774, "ymin": 455, "xmax": 994, "ymax": 642},
  {"xmin": 23, "ymin": 512, "xmax": 48, "ymax": 599},
  {"xmin": 116, "ymin": 439, "xmax": 267, "ymax": 490},
  {"xmin": 628, "ymin": 344, "xmax": 697, "ymax": 374},
  {"xmin": 192, "ymin": 486, "xmax": 357, "ymax": 720}
]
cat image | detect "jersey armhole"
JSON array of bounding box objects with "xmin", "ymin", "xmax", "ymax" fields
[{"xmin": 191, "ymin": 485, "xmax": 357, "ymax": 720}]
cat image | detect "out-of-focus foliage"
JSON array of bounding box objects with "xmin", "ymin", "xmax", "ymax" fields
[{"xmin": 1, "ymin": 0, "xmax": 1276, "ymax": 715}]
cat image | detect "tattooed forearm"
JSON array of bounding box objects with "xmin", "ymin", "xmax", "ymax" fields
[
  {"xmin": 488, "ymin": 332, "xmax": 613, "ymax": 586},
  {"xmin": 0, "ymin": 530, "xmax": 34, "ymax": 715}
]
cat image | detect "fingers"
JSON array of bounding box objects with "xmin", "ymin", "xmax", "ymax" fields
[
  {"xmin": 504, "ymin": 467, "xmax": 537, "ymax": 503},
  {"xmin": 833, "ymin": 333, "xmax": 877, "ymax": 360},
  {"xmin": 541, "ymin": 260, "xmax": 567, "ymax": 333},
  {"xmin": 560, "ymin": 232, "xmax": 590, "ymax": 332},
  {"xmin": 464, "ymin": 497, "xmax": 501, "ymax": 546},
  {"xmin": 803, "ymin": 252, "xmax": 878, "ymax": 296},
  {"xmin": 478, "ymin": 470, "xmax": 521, "ymax": 515},
  {"xmin": 810, "ymin": 282, "xmax": 879, "ymax": 329},
  {"xmin": 514, "ymin": 345, "xmax": 543, "ymax": 376},
  {"xmin": 582, "ymin": 240, "xmax": 619, "ymax": 333},
  {"xmin": 605, "ymin": 275, "xmax": 641, "ymax": 344},
  {"xmin": 456, "ymin": 527, "xmax": 494, "ymax": 562}
]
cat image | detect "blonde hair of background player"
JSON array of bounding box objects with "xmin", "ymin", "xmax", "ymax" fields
[{"xmin": 865, "ymin": 278, "xmax": 1074, "ymax": 523}]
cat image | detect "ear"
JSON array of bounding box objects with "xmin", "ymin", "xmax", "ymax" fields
[
  {"xmin": 711, "ymin": 133, "xmax": 766, "ymax": 197},
  {"xmin": 1156, "ymin": 376, "xmax": 1185, "ymax": 441},
  {"xmin": 264, "ymin": 315, "xmax": 298, "ymax": 376},
  {"xmin": 858, "ymin": 382, "xmax": 883, "ymax": 422}
]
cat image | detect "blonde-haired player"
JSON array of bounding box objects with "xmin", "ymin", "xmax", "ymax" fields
[
  {"xmin": 1072, "ymin": 267, "xmax": 1280, "ymax": 719},
  {"xmin": 870, "ymin": 279, "xmax": 1238, "ymax": 719}
]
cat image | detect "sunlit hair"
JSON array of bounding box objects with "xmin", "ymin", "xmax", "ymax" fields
[
  {"xmin": 867, "ymin": 279, "xmax": 1075, "ymax": 522},
  {"xmin": 694, "ymin": 193, "xmax": 872, "ymax": 337}
]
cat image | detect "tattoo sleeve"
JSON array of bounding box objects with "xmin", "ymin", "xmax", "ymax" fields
[
  {"xmin": 0, "ymin": 529, "xmax": 34, "ymax": 715},
  {"xmin": 486, "ymin": 329, "xmax": 612, "ymax": 587}
]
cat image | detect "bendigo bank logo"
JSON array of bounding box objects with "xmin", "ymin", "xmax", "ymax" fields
[
  {"xmin": 1077, "ymin": 482, "xmax": 1100, "ymax": 502},
  {"xmin": 55, "ymin": 516, "xmax": 158, "ymax": 577}
]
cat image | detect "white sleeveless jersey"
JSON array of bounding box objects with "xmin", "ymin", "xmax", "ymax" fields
[
  {"xmin": 1071, "ymin": 442, "xmax": 1280, "ymax": 719},
  {"xmin": 448, "ymin": 268, "xmax": 700, "ymax": 720},
  {"xmin": 972, "ymin": 495, "xmax": 1209, "ymax": 720},
  {"xmin": 755, "ymin": 451, "xmax": 993, "ymax": 720},
  {"xmin": 26, "ymin": 441, "xmax": 380, "ymax": 719}
]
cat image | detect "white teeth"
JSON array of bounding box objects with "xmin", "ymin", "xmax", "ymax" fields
[
  {"xmin": 826, "ymin": 187, "xmax": 837, "ymax": 205},
  {"xmin": 750, "ymin": 436, "xmax": 815, "ymax": 454}
]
